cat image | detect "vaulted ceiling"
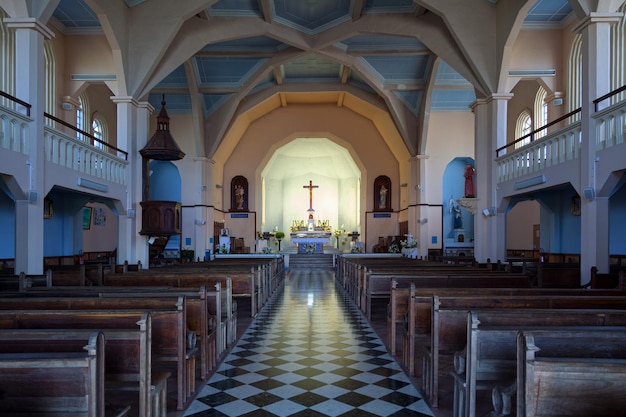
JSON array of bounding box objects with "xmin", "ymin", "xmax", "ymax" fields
[{"xmin": 49, "ymin": 0, "xmax": 573, "ymax": 158}]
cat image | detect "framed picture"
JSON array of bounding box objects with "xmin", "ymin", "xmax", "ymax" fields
[
  {"xmin": 571, "ymin": 196, "xmax": 581, "ymax": 216},
  {"xmin": 94, "ymin": 207, "xmax": 106, "ymax": 226},
  {"xmin": 44, "ymin": 198, "xmax": 53, "ymax": 219},
  {"xmin": 82, "ymin": 207, "xmax": 92, "ymax": 229}
]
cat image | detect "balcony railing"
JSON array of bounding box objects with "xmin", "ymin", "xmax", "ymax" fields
[
  {"xmin": 1, "ymin": 91, "xmax": 128, "ymax": 186},
  {"xmin": 497, "ymin": 85, "xmax": 626, "ymax": 184}
]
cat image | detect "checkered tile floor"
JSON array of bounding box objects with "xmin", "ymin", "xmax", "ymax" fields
[{"xmin": 183, "ymin": 269, "xmax": 435, "ymax": 417}]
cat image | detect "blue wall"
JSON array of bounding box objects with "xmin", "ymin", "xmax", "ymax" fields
[
  {"xmin": 442, "ymin": 157, "xmax": 475, "ymax": 240},
  {"xmin": 0, "ymin": 191, "xmax": 15, "ymax": 259},
  {"xmin": 150, "ymin": 160, "xmax": 182, "ymax": 201}
]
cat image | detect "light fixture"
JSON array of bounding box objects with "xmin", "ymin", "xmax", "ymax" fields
[
  {"xmin": 195, "ymin": 219, "xmax": 207, "ymax": 225},
  {"xmin": 148, "ymin": 236, "xmax": 156, "ymax": 244},
  {"xmin": 215, "ymin": 184, "xmax": 223, "ymax": 189},
  {"xmin": 400, "ymin": 183, "xmax": 408, "ymax": 187},
  {"xmin": 482, "ymin": 207, "xmax": 496, "ymax": 217},
  {"xmin": 582, "ymin": 187, "xmax": 595, "ymax": 201}
]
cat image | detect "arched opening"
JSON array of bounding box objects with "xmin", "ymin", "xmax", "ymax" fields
[{"xmin": 260, "ymin": 138, "xmax": 361, "ymax": 252}]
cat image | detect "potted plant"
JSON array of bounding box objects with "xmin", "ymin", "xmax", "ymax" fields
[
  {"xmin": 275, "ymin": 231, "xmax": 285, "ymax": 251},
  {"xmin": 180, "ymin": 249, "xmax": 195, "ymax": 262}
]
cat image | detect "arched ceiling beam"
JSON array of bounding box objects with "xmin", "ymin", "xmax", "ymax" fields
[
  {"xmin": 87, "ymin": 0, "xmax": 213, "ymax": 97},
  {"xmin": 569, "ymin": 0, "xmax": 624, "ymax": 18},
  {"xmin": 138, "ymin": 14, "xmax": 312, "ymax": 98}
]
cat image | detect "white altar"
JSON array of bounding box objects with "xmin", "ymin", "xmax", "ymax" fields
[{"xmin": 290, "ymin": 232, "xmax": 331, "ymax": 253}]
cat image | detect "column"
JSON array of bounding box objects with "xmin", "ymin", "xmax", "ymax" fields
[
  {"xmin": 471, "ymin": 94, "xmax": 512, "ymax": 264},
  {"xmin": 112, "ymin": 97, "xmax": 152, "ymax": 267},
  {"xmin": 192, "ymin": 157, "xmax": 211, "ymax": 260},
  {"xmin": 6, "ymin": 18, "xmax": 54, "ymax": 275},
  {"xmin": 575, "ymin": 13, "xmax": 621, "ymax": 277},
  {"xmin": 412, "ymin": 155, "xmax": 430, "ymax": 259}
]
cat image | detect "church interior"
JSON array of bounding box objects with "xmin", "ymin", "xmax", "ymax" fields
[{"xmin": 2, "ymin": 0, "xmax": 626, "ymax": 416}]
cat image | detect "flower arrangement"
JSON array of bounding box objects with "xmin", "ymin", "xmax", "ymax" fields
[
  {"xmin": 388, "ymin": 242, "xmax": 400, "ymax": 253},
  {"xmin": 401, "ymin": 238, "xmax": 417, "ymax": 248}
]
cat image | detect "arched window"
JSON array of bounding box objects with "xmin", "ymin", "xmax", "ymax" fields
[
  {"xmin": 611, "ymin": 3, "xmax": 626, "ymax": 103},
  {"xmin": 44, "ymin": 40, "xmax": 56, "ymax": 117},
  {"xmin": 567, "ymin": 33, "xmax": 582, "ymax": 119},
  {"xmin": 515, "ymin": 110, "xmax": 532, "ymax": 148},
  {"xmin": 76, "ymin": 92, "xmax": 90, "ymax": 141},
  {"xmin": 92, "ymin": 113, "xmax": 108, "ymax": 149},
  {"xmin": 0, "ymin": 8, "xmax": 15, "ymax": 107},
  {"xmin": 534, "ymin": 86, "xmax": 547, "ymax": 138}
]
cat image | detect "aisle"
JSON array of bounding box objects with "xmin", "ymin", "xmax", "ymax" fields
[{"xmin": 183, "ymin": 269, "xmax": 435, "ymax": 416}]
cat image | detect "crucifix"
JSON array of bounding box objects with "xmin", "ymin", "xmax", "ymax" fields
[{"xmin": 303, "ymin": 180, "xmax": 319, "ymax": 212}]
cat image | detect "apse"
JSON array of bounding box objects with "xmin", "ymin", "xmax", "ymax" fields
[{"xmin": 260, "ymin": 138, "xmax": 361, "ymax": 238}]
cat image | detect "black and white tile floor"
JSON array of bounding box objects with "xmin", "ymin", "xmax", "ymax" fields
[{"xmin": 182, "ymin": 269, "xmax": 435, "ymax": 417}]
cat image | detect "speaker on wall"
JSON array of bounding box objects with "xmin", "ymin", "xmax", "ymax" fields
[
  {"xmin": 28, "ymin": 190, "xmax": 38, "ymax": 203},
  {"xmin": 582, "ymin": 187, "xmax": 595, "ymax": 201}
]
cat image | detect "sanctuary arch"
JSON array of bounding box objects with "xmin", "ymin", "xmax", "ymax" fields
[{"xmin": 259, "ymin": 137, "xmax": 363, "ymax": 251}]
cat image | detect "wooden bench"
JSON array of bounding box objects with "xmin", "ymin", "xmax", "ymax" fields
[
  {"xmin": 367, "ymin": 271, "xmax": 531, "ymax": 319},
  {"xmin": 0, "ymin": 330, "xmax": 130, "ymax": 417},
  {"xmin": 516, "ymin": 329, "xmax": 626, "ymax": 417},
  {"xmin": 45, "ymin": 263, "xmax": 112, "ymax": 286},
  {"xmin": 0, "ymin": 307, "xmax": 192, "ymax": 411},
  {"xmin": 422, "ymin": 296, "xmax": 626, "ymax": 408},
  {"xmin": 454, "ymin": 310, "xmax": 626, "ymax": 417},
  {"xmin": 0, "ymin": 315, "xmax": 165, "ymax": 417},
  {"xmin": 395, "ymin": 286, "xmax": 626, "ymax": 372},
  {"xmin": 534, "ymin": 262, "xmax": 581, "ymax": 288}
]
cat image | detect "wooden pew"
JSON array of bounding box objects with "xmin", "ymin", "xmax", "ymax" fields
[
  {"xmin": 396, "ymin": 286, "xmax": 626, "ymax": 374},
  {"xmin": 535, "ymin": 262, "xmax": 581, "ymax": 288},
  {"xmin": 45, "ymin": 263, "xmax": 111, "ymax": 286},
  {"xmin": 454, "ymin": 310, "xmax": 626, "ymax": 417},
  {"xmin": 516, "ymin": 329, "xmax": 626, "ymax": 417},
  {"xmin": 0, "ymin": 315, "xmax": 163, "ymax": 417},
  {"xmin": 22, "ymin": 282, "xmax": 227, "ymax": 364},
  {"xmin": 0, "ymin": 330, "xmax": 130, "ymax": 417},
  {"xmin": 0, "ymin": 308, "xmax": 192, "ymax": 411},
  {"xmin": 365, "ymin": 271, "xmax": 531, "ymax": 320},
  {"xmin": 422, "ymin": 296, "xmax": 626, "ymax": 408}
]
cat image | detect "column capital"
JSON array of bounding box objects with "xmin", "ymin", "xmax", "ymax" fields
[
  {"xmin": 470, "ymin": 93, "xmax": 513, "ymax": 111},
  {"xmin": 573, "ymin": 12, "xmax": 623, "ymax": 33},
  {"xmin": 4, "ymin": 17, "xmax": 54, "ymax": 39}
]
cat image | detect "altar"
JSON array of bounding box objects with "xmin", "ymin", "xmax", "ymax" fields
[{"xmin": 290, "ymin": 232, "xmax": 331, "ymax": 254}]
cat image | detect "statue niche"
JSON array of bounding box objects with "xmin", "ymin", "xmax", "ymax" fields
[
  {"xmin": 230, "ymin": 175, "xmax": 248, "ymax": 212},
  {"xmin": 374, "ymin": 175, "xmax": 392, "ymax": 212}
]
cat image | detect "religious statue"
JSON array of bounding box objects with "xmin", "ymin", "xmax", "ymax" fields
[
  {"xmin": 452, "ymin": 203, "xmax": 463, "ymax": 229},
  {"xmin": 235, "ymin": 184, "xmax": 244, "ymax": 209},
  {"xmin": 464, "ymin": 163, "xmax": 475, "ymax": 198},
  {"xmin": 379, "ymin": 184, "xmax": 388, "ymax": 209}
]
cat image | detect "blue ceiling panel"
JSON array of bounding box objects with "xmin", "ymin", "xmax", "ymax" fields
[
  {"xmin": 395, "ymin": 90, "xmax": 423, "ymax": 117},
  {"xmin": 363, "ymin": 0, "xmax": 417, "ymax": 14},
  {"xmin": 200, "ymin": 36, "xmax": 287, "ymax": 54},
  {"xmin": 362, "ymin": 55, "xmax": 430, "ymax": 84},
  {"xmin": 53, "ymin": 0, "xmax": 100, "ymax": 29},
  {"xmin": 207, "ymin": 0, "xmax": 262, "ymax": 17},
  {"xmin": 202, "ymin": 94, "xmax": 232, "ymax": 117},
  {"xmin": 154, "ymin": 65, "xmax": 188, "ymax": 89},
  {"xmin": 148, "ymin": 94, "xmax": 192, "ymax": 115},
  {"xmin": 435, "ymin": 62, "xmax": 472, "ymax": 86},
  {"xmin": 525, "ymin": 0, "xmax": 572, "ymax": 22},
  {"xmin": 273, "ymin": 0, "xmax": 351, "ymax": 33},
  {"xmin": 282, "ymin": 54, "xmax": 341, "ymax": 81},
  {"xmin": 430, "ymin": 90, "xmax": 476, "ymax": 112},
  {"xmin": 340, "ymin": 35, "xmax": 428, "ymax": 53},
  {"xmin": 194, "ymin": 57, "xmax": 267, "ymax": 88}
]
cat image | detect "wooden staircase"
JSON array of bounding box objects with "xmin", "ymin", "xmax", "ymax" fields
[{"xmin": 288, "ymin": 253, "xmax": 334, "ymax": 269}]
